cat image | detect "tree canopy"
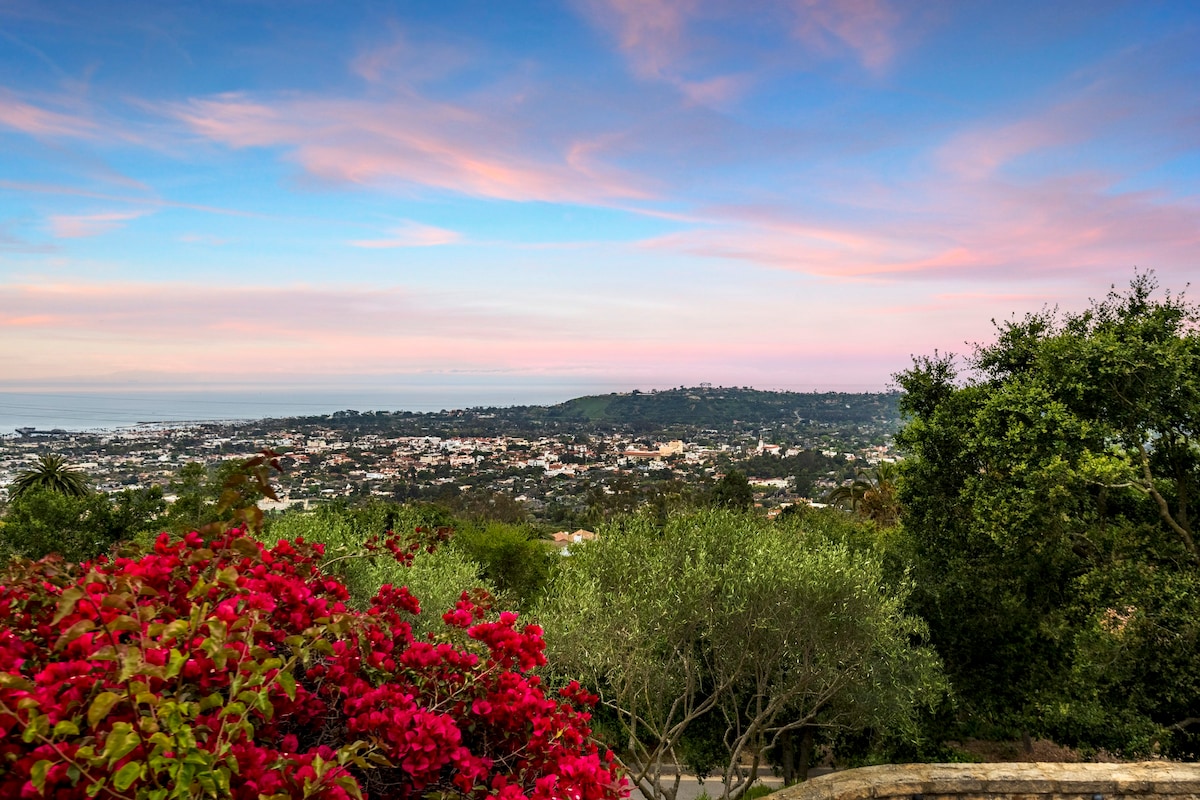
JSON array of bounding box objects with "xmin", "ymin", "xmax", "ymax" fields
[
  {"xmin": 538, "ymin": 509, "xmax": 944, "ymax": 800},
  {"xmin": 894, "ymin": 273, "xmax": 1200, "ymax": 754},
  {"xmin": 8, "ymin": 454, "xmax": 91, "ymax": 501}
]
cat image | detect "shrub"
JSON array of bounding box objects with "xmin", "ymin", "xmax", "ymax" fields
[{"xmin": 0, "ymin": 526, "xmax": 625, "ymax": 800}]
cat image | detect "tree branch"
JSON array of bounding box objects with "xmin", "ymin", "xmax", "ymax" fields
[{"xmin": 1136, "ymin": 442, "xmax": 1198, "ymax": 561}]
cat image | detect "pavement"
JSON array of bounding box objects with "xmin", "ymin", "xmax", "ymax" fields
[{"xmin": 628, "ymin": 767, "xmax": 834, "ymax": 800}]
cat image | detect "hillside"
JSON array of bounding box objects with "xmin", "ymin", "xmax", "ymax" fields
[{"xmin": 538, "ymin": 386, "xmax": 902, "ymax": 430}]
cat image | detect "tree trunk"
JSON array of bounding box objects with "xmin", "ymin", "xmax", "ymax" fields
[
  {"xmin": 798, "ymin": 726, "xmax": 814, "ymax": 783},
  {"xmin": 780, "ymin": 730, "xmax": 795, "ymax": 786}
]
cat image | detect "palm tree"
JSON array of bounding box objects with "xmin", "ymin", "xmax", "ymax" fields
[
  {"xmin": 823, "ymin": 462, "xmax": 900, "ymax": 526},
  {"xmin": 9, "ymin": 454, "xmax": 92, "ymax": 500}
]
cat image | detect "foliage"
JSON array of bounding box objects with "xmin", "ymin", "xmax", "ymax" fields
[
  {"xmin": 538, "ymin": 509, "xmax": 943, "ymax": 800},
  {"xmin": 580, "ymin": 478, "xmax": 701, "ymax": 528},
  {"xmin": 0, "ymin": 487, "xmax": 165, "ymax": 563},
  {"xmin": 163, "ymin": 454, "xmax": 282, "ymax": 536},
  {"xmin": 436, "ymin": 489, "xmax": 529, "ymax": 525},
  {"xmin": 736, "ymin": 451, "xmax": 840, "ymax": 499},
  {"xmin": 0, "ymin": 526, "xmax": 625, "ymax": 800},
  {"xmin": 893, "ymin": 273, "xmax": 1200, "ymax": 754},
  {"xmin": 708, "ymin": 471, "xmax": 753, "ymax": 511},
  {"xmin": 448, "ymin": 522, "xmax": 556, "ymax": 612},
  {"xmin": 266, "ymin": 502, "xmax": 494, "ymax": 637},
  {"xmin": 823, "ymin": 464, "xmax": 900, "ymax": 527},
  {"xmin": 9, "ymin": 455, "xmax": 92, "ymax": 501}
]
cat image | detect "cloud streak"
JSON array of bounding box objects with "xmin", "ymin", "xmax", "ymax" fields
[
  {"xmin": 579, "ymin": 0, "xmax": 909, "ymax": 102},
  {"xmin": 47, "ymin": 210, "xmax": 152, "ymax": 238},
  {"xmin": 169, "ymin": 91, "xmax": 653, "ymax": 204},
  {"xmin": 0, "ymin": 90, "xmax": 96, "ymax": 138},
  {"xmin": 790, "ymin": 0, "xmax": 903, "ymax": 73},
  {"xmin": 348, "ymin": 220, "xmax": 462, "ymax": 248}
]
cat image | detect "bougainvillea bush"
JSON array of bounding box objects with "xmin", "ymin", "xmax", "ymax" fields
[{"xmin": 0, "ymin": 527, "xmax": 626, "ymax": 800}]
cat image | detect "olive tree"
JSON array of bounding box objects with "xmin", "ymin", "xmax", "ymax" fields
[
  {"xmin": 265, "ymin": 502, "xmax": 493, "ymax": 633},
  {"xmin": 537, "ymin": 509, "xmax": 943, "ymax": 800}
]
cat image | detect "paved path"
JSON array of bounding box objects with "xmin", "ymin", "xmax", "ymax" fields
[{"xmin": 629, "ymin": 768, "xmax": 834, "ymax": 800}]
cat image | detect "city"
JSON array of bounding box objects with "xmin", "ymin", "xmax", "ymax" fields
[{"xmin": 0, "ymin": 388, "xmax": 903, "ymax": 526}]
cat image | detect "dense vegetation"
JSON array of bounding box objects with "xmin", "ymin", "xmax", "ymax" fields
[{"xmin": 893, "ymin": 273, "xmax": 1200, "ymax": 756}]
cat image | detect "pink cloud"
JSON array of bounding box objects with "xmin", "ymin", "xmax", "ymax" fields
[
  {"xmin": 350, "ymin": 29, "xmax": 474, "ymax": 87},
  {"xmin": 936, "ymin": 95, "xmax": 1133, "ymax": 180},
  {"xmin": 587, "ymin": 0, "xmax": 696, "ymax": 81},
  {"xmin": 642, "ymin": 169, "xmax": 1200, "ymax": 284},
  {"xmin": 639, "ymin": 41, "xmax": 1200, "ymax": 285},
  {"xmin": 169, "ymin": 92, "xmax": 652, "ymax": 204},
  {"xmin": 937, "ymin": 40, "xmax": 1198, "ymax": 181},
  {"xmin": 0, "ymin": 179, "xmax": 269, "ymax": 219},
  {"xmin": 790, "ymin": 0, "xmax": 902, "ymax": 73},
  {"xmin": 348, "ymin": 220, "xmax": 462, "ymax": 248},
  {"xmin": 581, "ymin": 0, "xmax": 908, "ymax": 101},
  {"xmin": 579, "ymin": 0, "xmax": 757, "ymax": 106},
  {"xmin": 0, "ymin": 91, "xmax": 96, "ymax": 138},
  {"xmin": 0, "ymin": 315, "xmax": 57, "ymax": 327},
  {"xmin": 172, "ymin": 94, "xmax": 294, "ymax": 148},
  {"xmin": 47, "ymin": 210, "xmax": 151, "ymax": 238}
]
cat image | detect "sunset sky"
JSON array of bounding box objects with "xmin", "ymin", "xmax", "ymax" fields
[{"xmin": 2, "ymin": 1, "xmax": 1199, "ymax": 413}]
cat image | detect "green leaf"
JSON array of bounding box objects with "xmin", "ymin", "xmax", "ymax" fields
[
  {"xmin": 101, "ymin": 592, "xmax": 132, "ymax": 610},
  {"xmin": 164, "ymin": 649, "xmax": 186, "ymax": 680},
  {"xmin": 117, "ymin": 650, "xmax": 144, "ymax": 683},
  {"xmin": 276, "ymin": 670, "xmax": 296, "ymax": 701},
  {"xmin": 102, "ymin": 722, "xmax": 140, "ymax": 765},
  {"xmin": 53, "ymin": 618, "xmax": 96, "ymax": 651},
  {"xmin": 205, "ymin": 619, "xmax": 228, "ymax": 644},
  {"xmin": 22, "ymin": 712, "xmax": 49, "ymax": 743},
  {"xmin": 335, "ymin": 774, "xmax": 365, "ymax": 800},
  {"xmin": 198, "ymin": 692, "xmax": 223, "ymax": 711},
  {"xmin": 220, "ymin": 701, "xmax": 246, "ymax": 718},
  {"xmin": 87, "ymin": 692, "xmax": 122, "ymax": 729},
  {"xmin": 30, "ymin": 759, "xmax": 51, "ymax": 792},
  {"xmin": 105, "ymin": 615, "xmax": 141, "ymax": 634},
  {"xmin": 214, "ymin": 766, "xmax": 232, "ymax": 794},
  {"xmin": 0, "ymin": 672, "xmax": 34, "ymax": 691},
  {"xmin": 112, "ymin": 762, "xmax": 141, "ymax": 792},
  {"xmin": 157, "ymin": 619, "xmax": 190, "ymax": 643},
  {"xmin": 51, "ymin": 586, "xmax": 85, "ymax": 625},
  {"xmin": 216, "ymin": 565, "xmax": 239, "ymax": 588},
  {"xmin": 53, "ymin": 719, "xmax": 81, "ymax": 737}
]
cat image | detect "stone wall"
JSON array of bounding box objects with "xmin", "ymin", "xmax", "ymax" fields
[{"xmin": 774, "ymin": 763, "xmax": 1200, "ymax": 800}]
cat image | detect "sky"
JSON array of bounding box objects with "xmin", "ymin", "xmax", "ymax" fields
[{"xmin": 2, "ymin": 0, "xmax": 1199, "ymax": 415}]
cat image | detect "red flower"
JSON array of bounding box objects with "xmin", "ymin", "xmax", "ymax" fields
[{"xmin": 0, "ymin": 527, "xmax": 626, "ymax": 800}]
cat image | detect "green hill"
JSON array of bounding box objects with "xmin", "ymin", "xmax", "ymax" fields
[{"xmin": 539, "ymin": 386, "xmax": 901, "ymax": 430}]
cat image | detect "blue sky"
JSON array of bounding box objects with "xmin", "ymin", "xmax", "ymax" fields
[{"xmin": 2, "ymin": 0, "xmax": 1198, "ymax": 401}]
